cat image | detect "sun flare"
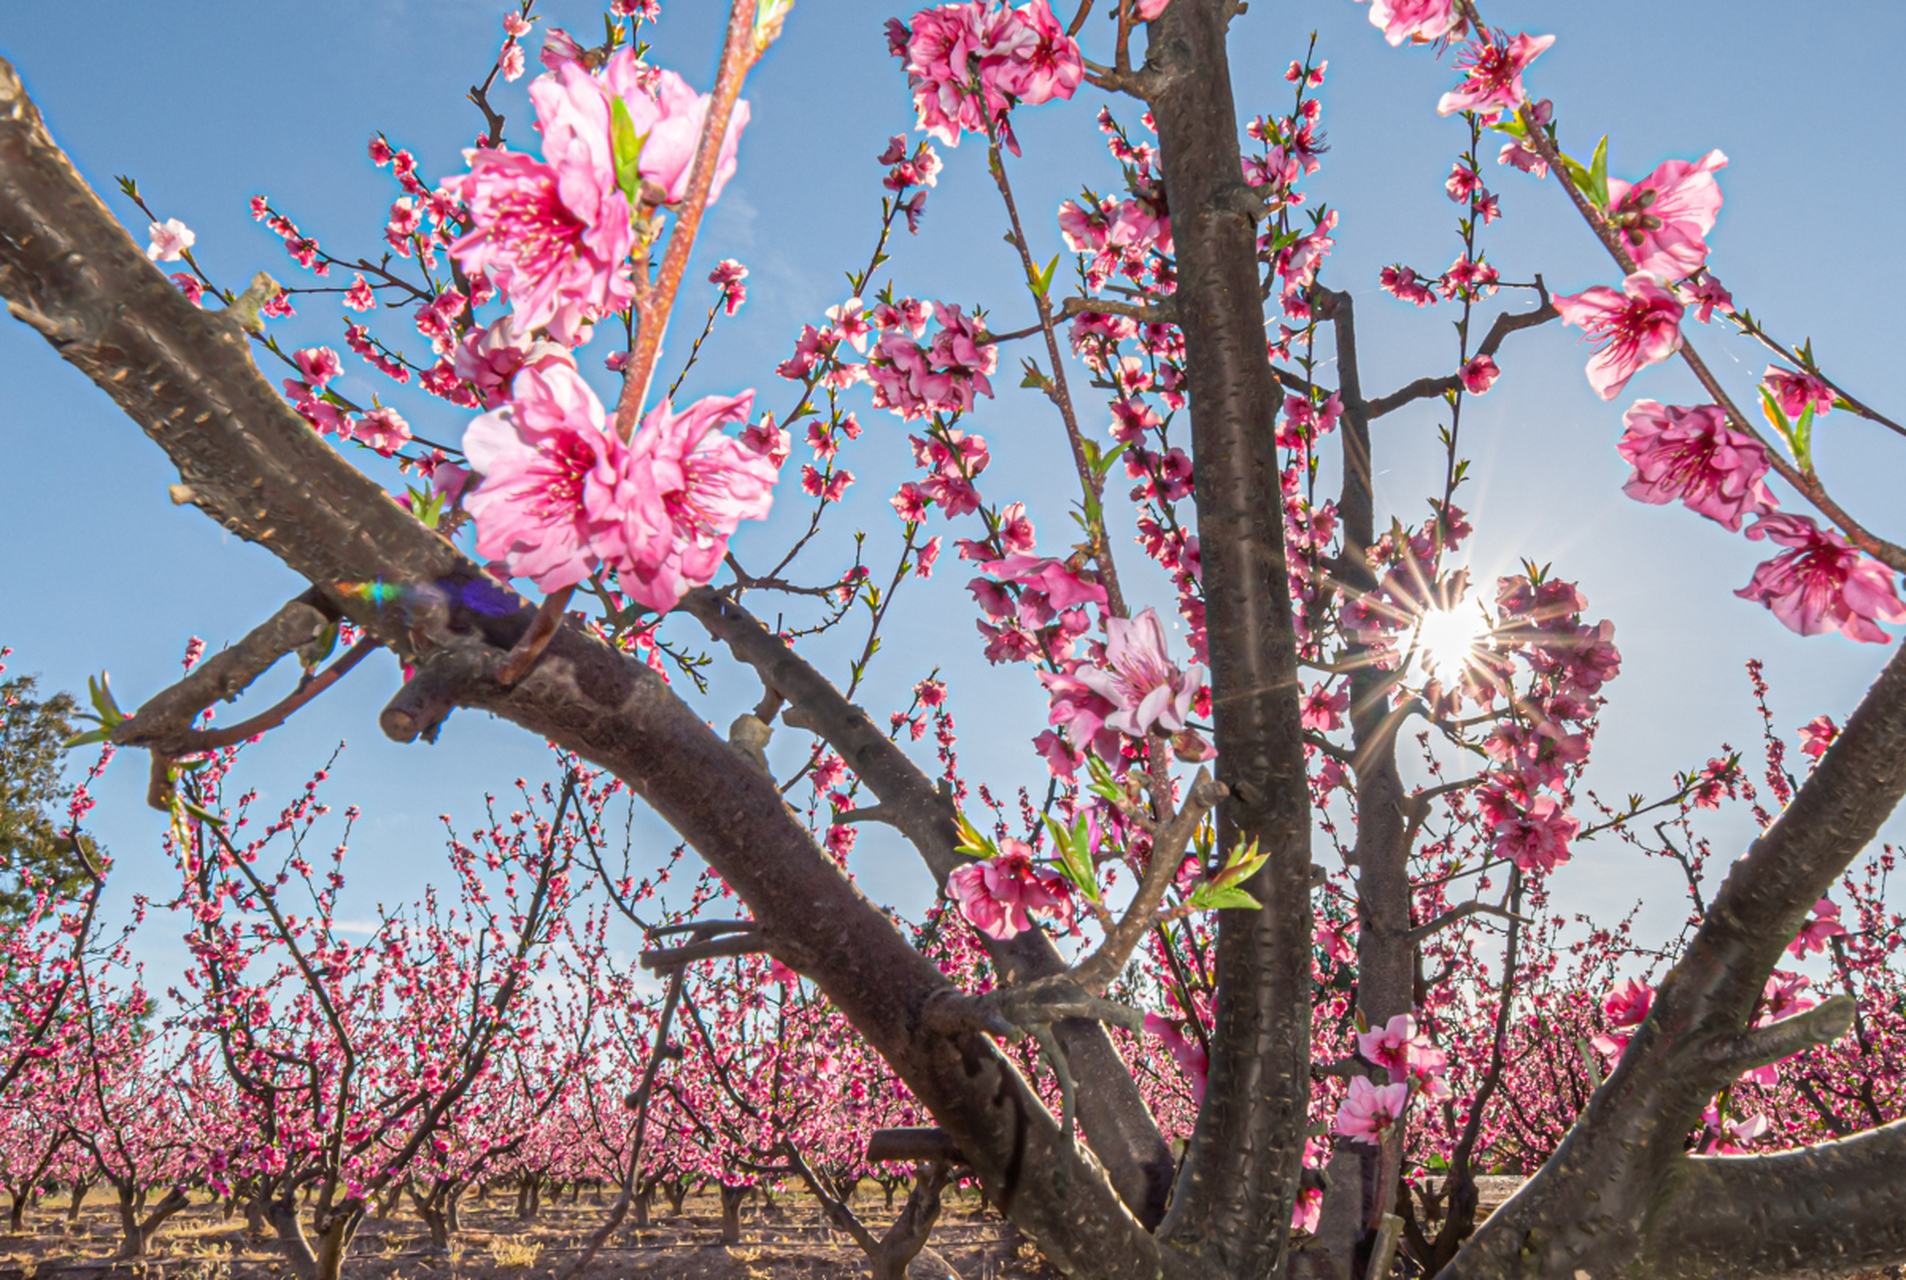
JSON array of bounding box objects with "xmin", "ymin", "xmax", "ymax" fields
[{"xmin": 1413, "ymin": 606, "xmax": 1486, "ymax": 677}]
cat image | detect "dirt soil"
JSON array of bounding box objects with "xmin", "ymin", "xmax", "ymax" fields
[
  {"xmin": 0, "ymin": 1188, "xmax": 1058, "ymax": 1280},
  {"xmin": 5, "ymin": 1188, "xmax": 1900, "ymax": 1280}
]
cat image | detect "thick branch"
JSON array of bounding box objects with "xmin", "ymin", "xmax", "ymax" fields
[
  {"xmin": 678, "ymin": 585, "xmax": 1175, "ymax": 1225},
  {"xmin": 1146, "ymin": 2, "xmax": 1316, "ymax": 1271},
  {"xmin": 0, "ymin": 58, "xmax": 1185, "ymax": 1280}
]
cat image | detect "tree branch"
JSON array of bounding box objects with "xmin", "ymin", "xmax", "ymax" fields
[{"xmin": 0, "ymin": 58, "xmax": 1184, "ymax": 1279}]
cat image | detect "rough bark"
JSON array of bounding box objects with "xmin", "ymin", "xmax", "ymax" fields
[
  {"xmin": 684, "ymin": 588, "xmax": 1175, "ymax": 1226},
  {"xmin": 112, "ymin": 1184, "xmax": 189, "ymax": 1259},
  {"xmin": 719, "ymin": 1182, "xmax": 749, "ymax": 1245},
  {"xmin": 1146, "ymin": 3, "xmax": 1316, "ymax": 1274},
  {"xmin": 1444, "ymin": 637, "xmax": 1906, "ymax": 1279},
  {"xmin": 0, "ymin": 53, "xmax": 1192, "ymax": 1280}
]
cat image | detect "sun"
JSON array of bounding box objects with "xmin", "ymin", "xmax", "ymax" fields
[{"xmin": 1413, "ymin": 606, "xmax": 1487, "ymax": 678}]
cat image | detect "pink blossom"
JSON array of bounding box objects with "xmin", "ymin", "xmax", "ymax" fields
[
  {"xmin": 1315, "ymin": 923, "xmax": 1355, "ymax": 964},
  {"xmin": 1788, "ymin": 897, "xmax": 1848, "ymax": 957},
  {"xmin": 1437, "ymin": 33, "xmax": 1554, "ymax": 116},
  {"xmin": 1798, "ymin": 714, "xmax": 1838, "ymax": 759},
  {"xmin": 1144, "ymin": 1012, "xmax": 1208, "ymax": 1103},
  {"xmin": 146, "ymin": 217, "xmax": 196, "ymax": 262},
  {"xmin": 1762, "ymin": 365, "xmax": 1834, "ymax": 420},
  {"xmin": 351, "ymin": 407, "xmax": 412, "ymax": 456},
  {"xmin": 979, "ymin": 555, "xmax": 1108, "ymax": 610},
  {"xmin": 1588, "ymin": 978, "xmax": 1653, "ymax": 1062},
  {"xmin": 294, "ymin": 347, "xmax": 343, "ymax": 388},
  {"xmin": 445, "ymin": 145, "xmax": 634, "ymax": 346},
  {"xmin": 1486, "ymin": 793, "xmax": 1579, "ymax": 873},
  {"xmin": 1605, "ymin": 978, "xmax": 1653, "ymax": 1028},
  {"xmin": 1073, "ymin": 608, "xmax": 1205, "ymax": 739},
  {"xmin": 607, "ymin": 391, "xmax": 782, "ymax": 612},
  {"xmin": 342, "ymin": 273, "xmax": 375, "ymax": 312},
  {"xmin": 1358, "ymin": 0, "xmax": 1460, "ymax": 47},
  {"xmin": 1682, "ymin": 273, "xmax": 1734, "ymax": 323},
  {"xmin": 1291, "ymin": 1186, "xmax": 1323, "ymax": 1234},
  {"xmin": 1380, "ymin": 264, "xmax": 1438, "ymax": 307},
  {"xmin": 891, "ymin": 2, "xmax": 1083, "ymax": 152},
  {"xmin": 1300, "ymin": 682, "xmax": 1349, "ymax": 732},
  {"xmin": 1334, "ymin": 1076, "xmax": 1409, "ymax": 1145},
  {"xmin": 1616, "ymin": 400, "xmax": 1776, "ymax": 531},
  {"xmin": 594, "ymin": 52, "xmax": 751, "ymax": 205},
  {"xmin": 1605, "ymin": 150, "xmax": 1727, "ymax": 282},
  {"xmin": 1736, "ymin": 514, "xmax": 1906, "ymax": 644},
  {"xmin": 947, "ymin": 839, "xmax": 1071, "ymax": 940},
  {"xmin": 540, "ymin": 26, "xmax": 585, "ymax": 71},
  {"xmin": 1356, "ymin": 1014, "xmax": 1421, "ymax": 1076},
  {"xmin": 709, "ymin": 259, "xmax": 749, "ymax": 315},
  {"xmin": 463, "ymin": 363, "xmax": 627, "ymax": 591},
  {"xmin": 1553, "ymin": 272, "xmax": 1685, "ymax": 400},
  {"xmin": 455, "ymin": 315, "xmax": 576, "ymax": 408},
  {"xmin": 1459, "ymin": 353, "xmax": 1499, "ymax": 395},
  {"xmin": 1135, "ymin": 0, "xmax": 1170, "ymax": 17}
]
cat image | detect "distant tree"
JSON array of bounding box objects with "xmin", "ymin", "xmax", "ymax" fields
[{"xmin": 0, "ymin": 668, "xmax": 94, "ymax": 921}]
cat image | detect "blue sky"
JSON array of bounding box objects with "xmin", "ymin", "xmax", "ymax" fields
[{"xmin": 2, "ymin": 0, "xmax": 1903, "ymax": 982}]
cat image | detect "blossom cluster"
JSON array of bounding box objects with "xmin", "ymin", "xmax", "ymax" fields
[{"xmin": 886, "ymin": 0, "xmax": 1084, "ymax": 154}]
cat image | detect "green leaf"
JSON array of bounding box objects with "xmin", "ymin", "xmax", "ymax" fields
[
  {"xmin": 87, "ymin": 673, "xmax": 126, "ymax": 727},
  {"xmin": 1790, "ymin": 401, "xmax": 1816, "ymax": 472},
  {"xmin": 178, "ymin": 799, "xmax": 228, "ymax": 828},
  {"xmin": 1033, "ymin": 251, "xmax": 1061, "ymax": 300},
  {"xmin": 954, "ymin": 811, "xmax": 996, "ymax": 860},
  {"xmin": 1556, "ymin": 152, "xmax": 1594, "ymax": 198},
  {"xmin": 609, "ymin": 96, "xmax": 647, "ymax": 212},
  {"xmin": 63, "ymin": 727, "xmax": 113, "ymax": 749},
  {"xmin": 1586, "ymin": 135, "xmax": 1610, "ymax": 211},
  {"xmin": 1097, "ymin": 441, "xmax": 1131, "ymax": 479},
  {"xmin": 1211, "ymin": 835, "xmax": 1269, "ymax": 889},
  {"xmin": 1044, "ymin": 816, "xmax": 1100, "ymax": 904},
  {"xmin": 1187, "ymin": 883, "xmax": 1264, "ymax": 913}
]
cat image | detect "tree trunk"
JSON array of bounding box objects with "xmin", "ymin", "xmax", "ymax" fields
[
  {"xmin": 375, "ymin": 1177, "xmax": 406, "ymax": 1221},
  {"xmin": 8, "ymin": 1187, "xmax": 27, "ymax": 1233},
  {"xmin": 114, "ymin": 1183, "xmax": 190, "ymax": 1260},
  {"xmin": 409, "ymin": 1184, "xmax": 451, "ymax": 1254},
  {"xmin": 719, "ymin": 1183, "xmax": 748, "ymax": 1245},
  {"xmin": 265, "ymin": 1193, "xmax": 360, "ymax": 1280},
  {"xmin": 632, "ymin": 1181, "xmax": 652, "ymax": 1229},
  {"xmin": 666, "ymin": 1180, "xmax": 689, "ymax": 1217},
  {"xmin": 1145, "ymin": 5, "xmax": 1319, "ymax": 1277},
  {"xmin": 245, "ymin": 1196, "xmax": 270, "ymax": 1238},
  {"xmin": 65, "ymin": 1179, "xmax": 90, "ymax": 1230}
]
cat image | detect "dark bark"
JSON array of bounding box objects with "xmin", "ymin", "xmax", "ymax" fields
[
  {"xmin": 684, "ymin": 588, "xmax": 1175, "ymax": 1227},
  {"xmin": 1145, "ymin": 4, "xmax": 1316, "ymax": 1275},
  {"xmin": 0, "ymin": 56, "xmax": 1190, "ymax": 1280},
  {"xmin": 112, "ymin": 1184, "xmax": 190, "ymax": 1259},
  {"xmin": 64, "ymin": 1179, "xmax": 89, "ymax": 1229},
  {"xmin": 719, "ymin": 1182, "xmax": 749, "ymax": 1245},
  {"xmin": 1445, "ymin": 636, "xmax": 1906, "ymax": 1279},
  {"xmin": 264, "ymin": 1192, "xmax": 358, "ymax": 1280}
]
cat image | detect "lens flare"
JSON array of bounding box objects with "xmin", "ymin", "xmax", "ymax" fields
[{"xmin": 1414, "ymin": 606, "xmax": 1485, "ymax": 677}]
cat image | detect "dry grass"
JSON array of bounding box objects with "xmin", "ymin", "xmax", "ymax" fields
[{"xmin": 0, "ymin": 1185, "xmax": 1049, "ymax": 1279}]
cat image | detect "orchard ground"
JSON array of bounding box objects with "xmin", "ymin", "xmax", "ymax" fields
[{"xmin": 0, "ymin": 1184, "xmax": 1051, "ymax": 1280}]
